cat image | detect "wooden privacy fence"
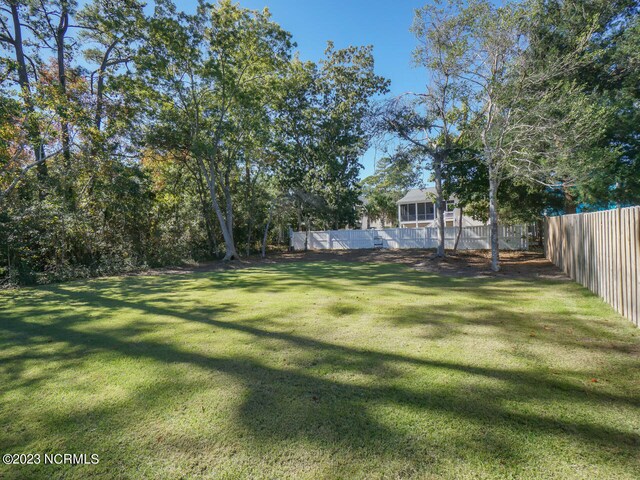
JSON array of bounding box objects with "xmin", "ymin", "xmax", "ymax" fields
[
  {"xmin": 545, "ymin": 207, "xmax": 640, "ymax": 327},
  {"xmin": 290, "ymin": 225, "xmax": 530, "ymax": 252}
]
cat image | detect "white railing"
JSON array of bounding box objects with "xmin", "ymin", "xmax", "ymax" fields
[
  {"xmin": 400, "ymin": 211, "xmax": 455, "ymax": 224},
  {"xmin": 291, "ymin": 225, "xmax": 530, "ymax": 251}
]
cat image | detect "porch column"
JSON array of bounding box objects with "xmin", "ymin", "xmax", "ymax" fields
[
  {"xmin": 398, "ymin": 204, "xmax": 402, "ymax": 228},
  {"xmin": 415, "ymin": 202, "xmax": 418, "ymax": 227}
]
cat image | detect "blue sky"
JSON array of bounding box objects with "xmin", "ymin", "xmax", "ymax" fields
[{"xmin": 179, "ymin": 0, "xmax": 429, "ymax": 179}]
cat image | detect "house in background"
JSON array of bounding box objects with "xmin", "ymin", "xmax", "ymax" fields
[{"xmin": 397, "ymin": 188, "xmax": 485, "ymax": 228}]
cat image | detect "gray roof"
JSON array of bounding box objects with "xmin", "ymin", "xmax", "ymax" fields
[{"xmin": 396, "ymin": 188, "xmax": 438, "ymax": 204}]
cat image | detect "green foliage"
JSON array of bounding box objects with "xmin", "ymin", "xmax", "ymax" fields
[
  {"xmin": 443, "ymin": 146, "xmax": 564, "ymax": 224},
  {"xmin": 0, "ymin": 0, "xmax": 387, "ymax": 282},
  {"xmin": 136, "ymin": 0, "xmax": 303, "ymax": 259},
  {"xmin": 1, "ymin": 0, "xmax": 637, "ymax": 283},
  {"xmin": 520, "ymin": 0, "xmax": 640, "ymax": 208},
  {"xmin": 0, "ymin": 161, "xmax": 154, "ymax": 285},
  {"xmin": 273, "ymin": 46, "xmax": 389, "ymax": 230}
]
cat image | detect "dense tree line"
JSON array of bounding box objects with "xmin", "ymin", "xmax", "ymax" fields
[
  {"xmin": 0, "ymin": 0, "xmax": 387, "ymax": 283},
  {"xmin": 1, "ymin": 0, "xmax": 638, "ymax": 282}
]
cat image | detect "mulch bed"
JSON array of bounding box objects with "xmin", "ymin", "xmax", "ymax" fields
[{"xmin": 146, "ymin": 248, "xmax": 568, "ymax": 280}]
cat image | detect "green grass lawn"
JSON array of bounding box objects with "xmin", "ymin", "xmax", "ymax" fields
[{"xmin": 1, "ymin": 261, "xmax": 639, "ymax": 479}]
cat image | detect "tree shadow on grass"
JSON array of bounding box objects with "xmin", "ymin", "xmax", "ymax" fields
[
  {"xmin": 93, "ymin": 261, "xmax": 445, "ymax": 297},
  {"xmin": 1, "ymin": 263, "xmax": 640, "ymax": 476}
]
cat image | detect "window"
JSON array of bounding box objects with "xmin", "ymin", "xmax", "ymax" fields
[
  {"xmin": 400, "ymin": 204, "xmax": 416, "ymax": 221},
  {"xmin": 417, "ymin": 202, "xmax": 435, "ymax": 221},
  {"xmin": 417, "ymin": 202, "xmax": 427, "ymax": 220}
]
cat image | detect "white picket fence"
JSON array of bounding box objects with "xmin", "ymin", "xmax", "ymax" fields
[{"xmin": 290, "ymin": 225, "xmax": 530, "ymax": 251}]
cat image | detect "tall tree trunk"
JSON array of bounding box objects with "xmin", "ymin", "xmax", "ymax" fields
[
  {"xmin": 488, "ymin": 164, "xmax": 500, "ymax": 272},
  {"xmin": 244, "ymin": 160, "xmax": 254, "ymax": 256},
  {"xmin": 95, "ymin": 40, "xmax": 118, "ymax": 130},
  {"xmin": 200, "ymin": 160, "xmax": 238, "ymax": 261},
  {"xmin": 453, "ymin": 206, "xmax": 463, "ymax": 252},
  {"xmin": 434, "ymin": 154, "xmax": 445, "ymax": 257},
  {"xmin": 222, "ymin": 167, "xmax": 237, "ymax": 258},
  {"xmin": 56, "ymin": 6, "xmax": 71, "ymax": 167},
  {"xmin": 261, "ymin": 204, "xmax": 273, "ymax": 258},
  {"xmin": 208, "ymin": 181, "xmax": 238, "ymax": 261},
  {"xmin": 55, "ymin": 5, "xmax": 74, "ymax": 209},
  {"xmin": 9, "ymin": 4, "xmax": 47, "ymax": 190}
]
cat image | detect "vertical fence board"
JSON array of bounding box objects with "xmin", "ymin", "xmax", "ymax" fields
[
  {"xmin": 616, "ymin": 209, "xmax": 622, "ymax": 315},
  {"xmin": 609, "ymin": 210, "xmax": 616, "ymax": 313},
  {"xmin": 635, "ymin": 208, "xmax": 639, "ymax": 326},
  {"xmin": 623, "ymin": 209, "xmax": 630, "ymax": 317},
  {"xmin": 634, "ymin": 208, "xmax": 639, "ymax": 326},
  {"xmin": 598, "ymin": 212, "xmax": 603, "ymax": 296},
  {"xmin": 629, "ymin": 209, "xmax": 635, "ymax": 323},
  {"xmin": 609, "ymin": 210, "xmax": 615, "ymax": 310},
  {"xmin": 603, "ymin": 211, "xmax": 608, "ymax": 305}
]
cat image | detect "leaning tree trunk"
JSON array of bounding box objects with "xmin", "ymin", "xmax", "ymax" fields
[
  {"xmin": 203, "ymin": 170, "xmax": 238, "ymax": 261},
  {"xmin": 222, "ymin": 189, "xmax": 238, "ymax": 260},
  {"xmin": 488, "ymin": 164, "xmax": 500, "ymax": 272},
  {"xmin": 211, "ymin": 194, "xmax": 238, "ymax": 261},
  {"xmin": 433, "ymin": 155, "xmax": 445, "ymax": 257}
]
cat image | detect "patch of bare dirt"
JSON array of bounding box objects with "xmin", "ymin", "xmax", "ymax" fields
[{"xmin": 144, "ymin": 248, "xmax": 567, "ymax": 280}]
